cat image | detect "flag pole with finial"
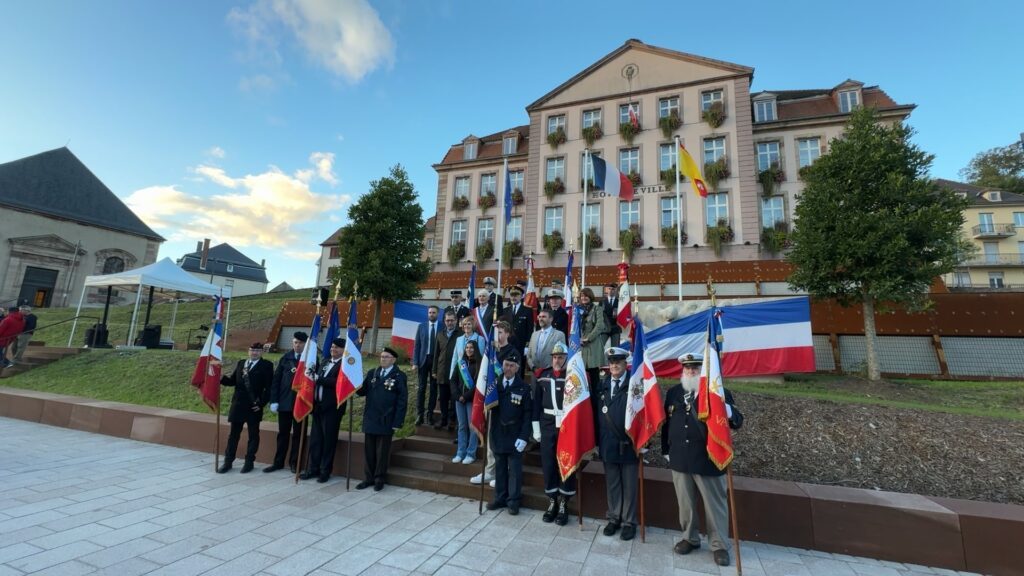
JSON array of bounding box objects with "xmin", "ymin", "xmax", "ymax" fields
[
  {"xmin": 346, "ymin": 281, "xmax": 358, "ymax": 491},
  {"xmin": 295, "ymin": 286, "xmax": 326, "ymax": 484}
]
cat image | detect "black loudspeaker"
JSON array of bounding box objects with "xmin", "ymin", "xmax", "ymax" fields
[
  {"xmin": 85, "ymin": 324, "xmax": 110, "ymax": 348},
  {"xmin": 139, "ymin": 325, "xmax": 162, "ymax": 349}
]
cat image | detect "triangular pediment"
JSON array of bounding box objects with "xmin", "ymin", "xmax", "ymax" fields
[
  {"xmin": 528, "ymin": 39, "xmax": 753, "ymax": 111},
  {"xmin": 8, "ymin": 234, "xmax": 82, "ymax": 254}
]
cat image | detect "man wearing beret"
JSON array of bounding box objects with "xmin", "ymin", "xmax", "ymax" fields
[
  {"xmin": 301, "ymin": 337, "xmax": 348, "ymax": 483},
  {"xmin": 265, "ymin": 331, "xmax": 307, "ymax": 473},
  {"xmin": 218, "ymin": 342, "xmax": 273, "ymax": 473},
  {"xmin": 597, "ymin": 347, "xmax": 639, "ymax": 540},
  {"xmin": 357, "ymin": 346, "xmax": 408, "ymax": 491},
  {"xmin": 486, "ymin": 351, "xmax": 532, "ymax": 515},
  {"xmin": 662, "ymin": 353, "xmax": 744, "ymax": 566}
]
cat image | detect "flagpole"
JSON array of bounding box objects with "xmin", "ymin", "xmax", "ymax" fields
[
  {"xmin": 675, "ymin": 136, "xmax": 684, "ymax": 301},
  {"xmin": 639, "ymin": 457, "xmax": 646, "ymax": 543},
  {"xmin": 214, "ymin": 290, "xmax": 223, "ymax": 474},
  {"xmin": 578, "ymin": 468, "xmax": 584, "ymax": 530},
  {"xmin": 707, "ymin": 278, "xmax": 742, "ymax": 575},
  {"xmin": 582, "ymin": 149, "xmax": 589, "ymax": 291},
  {"xmin": 479, "ymin": 412, "xmax": 488, "ymax": 515},
  {"xmin": 294, "ymin": 418, "xmax": 307, "ymax": 484},
  {"xmin": 346, "ymin": 285, "xmax": 357, "ymax": 491},
  {"xmin": 497, "ymin": 158, "xmax": 508, "ymax": 295}
]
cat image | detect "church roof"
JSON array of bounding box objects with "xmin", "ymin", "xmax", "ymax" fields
[{"xmin": 0, "ymin": 147, "xmax": 163, "ymax": 241}]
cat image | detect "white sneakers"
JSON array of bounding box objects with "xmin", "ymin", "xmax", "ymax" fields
[
  {"xmin": 452, "ymin": 455, "xmax": 462, "ymax": 463},
  {"xmin": 470, "ymin": 473, "xmax": 495, "ymax": 485},
  {"xmin": 462, "ymin": 457, "xmax": 475, "ymax": 465}
]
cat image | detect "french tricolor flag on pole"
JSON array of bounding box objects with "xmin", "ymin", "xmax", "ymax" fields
[
  {"xmin": 391, "ymin": 300, "xmax": 431, "ymax": 359},
  {"xmin": 645, "ymin": 297, "xmax": 816, "ymax": 379},
  {"xmin": 591, "ymin": 155, "xmax": 634, "ymax": 200}
]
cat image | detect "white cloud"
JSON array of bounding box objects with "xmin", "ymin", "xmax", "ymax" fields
[
  {"xmin": 309, "ymin": 152, "xmax": 337, "ymax": 185},
  {"xmin": 283, "ymin": 250, "xmax": 321, "ymax": 261},
  {"xmin": 128, "ymin": 158, "xmax": 350, "ymax": 249},
  {"xmin": 229, "ymin": 0, "xmax": 395, "ymax": 84},
  {"xmin": 206, "ymin": 146, "xmax": 226, "ymax": 159}
]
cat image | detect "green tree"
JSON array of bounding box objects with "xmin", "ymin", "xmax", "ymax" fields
[
  {"xmin": 787, "ymin": 108, "xmax": 971, "ymax": 381},
  {"xmin": 958, "ymin": 142, "xmax": 1024, "ymax": 194},
  {"xmin": 328, "ymin": 165, "xmax": 430, "ymax": 352}
]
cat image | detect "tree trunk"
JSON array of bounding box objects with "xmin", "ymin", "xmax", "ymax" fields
[
  {"xmin": 862, "ymin": 296, "xmax": 881, "ymax": 381},
  {"xmin": 369, "ymin": 296, "xmax": 382, "ymax": 354}
]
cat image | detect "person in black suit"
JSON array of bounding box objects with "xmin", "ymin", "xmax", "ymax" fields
[
  {"xmin": 662, "ymin": 353, "xmax": 744, "ymax": 567},
  {"xmin": 413, "ymin": 306, "xmax": 440, "ymax": 426},
  {"xmin": 473, "ymin": 291, "xmax": 496, "ymax": 336},
  {"xmin": 546, "ymin": 290, "xmax": 569, "ymax": 341},
  {"xmin": 300, "ymin": 338, "xmax": 348, "ymax": 483},
  {"xmin": 500, "ymin": 285, "xmax": 534, "ymax": 354},
  {"xmin": 217, "ymin": 342, "xmax": 273, "ymax": 474},
  {"xmin": 602, "ymin": 283, "xmax": 622, "ymax": 347},
  {"xmin": 444, "ymin": 290, "xmax": 471, "ymax": 323},
  {"xmin": 265, "ymin": 331, "xmax": 307, "ymax": 473},
  {"xmin": 356, "ymin": 347, "xmax": 408, "ymax": 491},
  {"xmin": 597, "ymin": 347, "xmax": 639, "ymax": 541},
  {"xmin": 486, "ymin": 351, "xmax": 532, "ymax": 515}
]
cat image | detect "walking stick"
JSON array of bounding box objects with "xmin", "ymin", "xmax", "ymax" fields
[
  {"xmin": 727, "ymin": 466, "xmax": 742, "ymax": 575},
  {"xmin": 346, "ymin": 403, "xmax": 354, "ymax": 491},
  {"xmin": 294, "ymin": 416, "xmax": 307, "ymax": 484},
  {"xmin": 638, "ymin": 457, "xmax": 646, "ymax": 543},
  {"xmin": 479, "ymin": 412, "xmax": 488, "ymax": 515}
]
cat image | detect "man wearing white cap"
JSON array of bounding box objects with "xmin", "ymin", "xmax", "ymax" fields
[{"xmin": 661, "ymin": 352, "xmax": 744, "ymax": 566}]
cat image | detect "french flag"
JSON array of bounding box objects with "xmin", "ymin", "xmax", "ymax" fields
[
  {"xmin": 646, "ymin": 297, "xmax": 815, "ymax": 379},
  {"xmin": 591, "ymin": 155, "xmax": 634, "ymax": 200},
  {"xmin": 391, "ymin": 300, "xmax": 430, "ymax": 359}
]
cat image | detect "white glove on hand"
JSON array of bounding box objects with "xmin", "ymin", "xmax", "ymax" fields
[
  {"xmin": 270, "ymin": 403, "xmax": 279, "ymax": 414},
  {"xmin": 532, "ymin": 422, "xmax": 541, "ymax": 442},
  {"xmin": 514, "ymin": 439, "xmax": 527, "ymax": 452},
  {"xmin": 664, "ymin": 455, "xmax": 670, "ymax": 463},
  {"xmin": 726, "ymin": 404, "xmax": 733, "ymax": 419}
]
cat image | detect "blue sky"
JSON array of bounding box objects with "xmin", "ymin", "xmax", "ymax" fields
[{"xmin": 2, "ymin": 0, "xmax": 1022, "ymax": 289}]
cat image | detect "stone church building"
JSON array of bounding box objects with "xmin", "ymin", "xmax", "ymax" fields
[{"xmin": 0, "ymin": 147, "xmax": 163, "ymax": 308}]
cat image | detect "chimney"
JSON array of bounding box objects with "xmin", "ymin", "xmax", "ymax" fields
[
  {"xmin": 196, "ymin": 241, "xmax": 203, "ymax": 252},
  {"xmin": 260, "ymin": 259, "xmax": 265, "ymax": 268},
  {"xmin": 200, "ymin": 238, "xmax": 210, "ymax": 270}
]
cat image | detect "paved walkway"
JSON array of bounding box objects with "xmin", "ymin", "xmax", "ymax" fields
[{"xmin": 0, "ymin": 418, "xmax": 978, "ymax": 576}]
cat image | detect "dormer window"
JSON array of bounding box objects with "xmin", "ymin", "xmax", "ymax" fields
[
  {"xmin": 503, "ymin": 135, "xmax": 517, "ymax": 155},
  {"xmin": 464, "ymin": 141, "xmax": 478, "ymax": 160},
  {"xmin": 986, "ymin": 191, "xmax": 1002, "ymax": 202},
  {"xmin": 754, "ymin": 98, "xmax": 776, "ymax": 122},
  {"xmin": 226, "ymin": 264, "xmax": 234, "ymax": 273},
  {"xmin": 838, "ymin": 90, "xmax": 859, "ymax": 113}
]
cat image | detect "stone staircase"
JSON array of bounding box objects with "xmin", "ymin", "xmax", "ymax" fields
[{"xmin": 0, "ymin": 345, "xmax": 88, "ymax": 379}]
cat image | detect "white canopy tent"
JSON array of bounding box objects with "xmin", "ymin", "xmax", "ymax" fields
[{"xmin": 68, "ymin": 257, "xmax": 232, "ymax": 348}]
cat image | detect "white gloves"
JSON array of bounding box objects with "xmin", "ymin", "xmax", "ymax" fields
[
  {"xmin": 726, "ymin": 404, "xmax": 733, "ymax": 419},
  {"xmin": 270, "ymin": 403, "xmax": 279, "ymax": 414},
  {"xmin": 532, "ymin": 422, "xmax": 541, "ymax": 442},
  {"xmin": 664, "ymin": 455, "xmax": 670, "ymax": 463},
  {"xmin": 514, "ymin": 439, "xmax": 527, "ymax": 452}
]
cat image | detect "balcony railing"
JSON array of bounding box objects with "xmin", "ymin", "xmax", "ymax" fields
[
  {"xmin": 971, "ymin": 223, "xmax": 1016, "ymax": 238},
  {"xmin": 957, "ymin": 253, "xmax": 1024, "ymax": 267}
]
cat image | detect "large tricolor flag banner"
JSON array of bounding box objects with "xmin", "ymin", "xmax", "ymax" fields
[
  {"xmin": 523, "ymin": 256, "xmax": 539, "ymax": 325},
  {"xmin": 470, "ymin": 325, "xmax": 500, "ymax": 441},
  {"xmin": 591, "ymin": 155, "xmax": 635, "ymax": 200},
  {"xmin": 291, "ymin": 314, "xmax": 321, "ymax": 422},
  {"xmin": 190, "ymin": 296, "xmax": 224, "ymax": 412},
  {"xmin": 624, "ymin": 316, "xmax": 665, "ymax": 451},
  {"xmin": 391, "ymin": 300, "xmax": 430, "ymax": 358},
  {"xmin": 336, "ymin": 300, "xmax": 363, "ymax": 406},
  {"xmin": 677, "ymin": 143, "xmax": 708, "ymax": 198},
  {"xmin": 556, "ymin": 303, "xmax": 595, "ymax": 480},
  {"xmin": 698, "ymin": 315, "xmax": 734, "ymax": 470},
  {"xmin": 645, "ymin": 296, "xmax": 815, "ymax": 379}
]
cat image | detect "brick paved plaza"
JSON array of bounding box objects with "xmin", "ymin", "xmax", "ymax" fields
[{"xmin": 0, "ymin": 418, "xmax": 979, "ymax": 576}]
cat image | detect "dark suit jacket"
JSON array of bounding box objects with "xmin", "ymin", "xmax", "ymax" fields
[
  {"xmin": 500, "ymin": 304, "xmax": 534, "ymax": 351},
  {"xmin": 550, "ymin": 307, "xmax": 569, "ymax": 341},
  {"xmin": 221, "ymin": 358, "xmax": 273, "ymax": 423},
  {"xmin": 413, "ymin": 318, "xmax": 439, "ymax": 368},
  {"xmin": 602, "ymin": 297, "xmax": 621, "ymax": 337},
  {"xmin": 271, "ymin": 350, "xmax": 301, "ymax": 411},
  {"xmin": 661, "ymin": 386, "xmax": 743, "ymax": 477},
  {"xmin": 313, "ymin": 359, "xmax": 347, "ymax": 416},
  {"xmin": 596, "ymin": 374, "xmax": 638, "ymax": 464},
  {"xmin": 444, "ymin": 304, "xmax": 471, "ymax": 323},
  {"xmin": 474, "ymin": 303, "xmax": 497, "ymax": 336},
  {"xmin": 489, "ymin": 375, "xmax": 533, "ymax": 454},
  {"xmin": 358, "ymin": 366, "xmax": 408, "ymax": 435}
]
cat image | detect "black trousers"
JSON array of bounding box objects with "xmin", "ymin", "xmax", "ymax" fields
[
  {"xmin": 364, "ymin": 433, "xmax": 393, "ymax": 483},
  {"xmin": 493, "ymin": 451, "xmax": 524, "ymax": 507},
  {"xmin": 540, "ymin": 426, "xmax": 577, "ymax": 496},
  {"xmin": 416, "ymin": 359, "xmax": 438, "ymax": 420},
  {"xmin": 436, "ymin": 382, "xmax": 452, "ymax": 425},
  {"xmin": 307, "ymin": 404, "xmax": 344, "ymax": 476},
  {"xmin": 224, "ymin": 414, "xmax": 261, "ymax": 464},
  {"xmin": 273, "ymin": 411, "xmax": 303, "ymax": 468}
]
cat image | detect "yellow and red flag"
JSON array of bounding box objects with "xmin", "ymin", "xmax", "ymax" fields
[{"xmin": 678, "ymin": 143, "xmax": 708, "ymax": 198}]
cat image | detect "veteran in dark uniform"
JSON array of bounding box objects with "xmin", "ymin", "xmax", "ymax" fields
[
  {"xmin": 662, "ymin": 353, "xmax": 744, "ymax": 567},
  {"xmin": 597, "ymin": 347, "xmax": 639, "ymax": 540},
  {"xmin": 444, "ymin": 290, "xmax": 472, "ymax": 323},
  {"xmin": 546, "ymin": 290, "xmax": 569, "ymax": 340},
  {"xmin": 265, "ymin": 331, "xmax": 307, "ymax": 473},
  {"xmin": 532, "ymin": 342, "xmax": 579, "ymax": 524},
  {"xmin": 486, "ymin": 351, "xmax": 532, "ymax": 515},
  {"xmin": 356, "ymin": 346, "xmax": 408, "ymax": 491},
  {"xmin": 301, "ymin": 338, "xmax": 347, "ymax": 483},
  {"xmin": 499, "ymin": 284, "xmax": 534, "ymax": 354},
  {"xmin": 218, "ymin": 342, "xmax": 274, "ymax": 474}
]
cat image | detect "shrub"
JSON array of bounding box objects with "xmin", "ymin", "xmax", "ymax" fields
[
  {"xmin": 658, "ymin": 112, "xmax": 682, "ymax": 138},
  {"xmin": 619, "ymin": 224, "xmax": 644, "ymax": 261},
  {"xmin": 502, "ymin": 239, "xmax": 523, "ymax": 266},
  {"xmin": 703, "ymin": 157, "xmax": 731, "ymax": 192},
  {"xmin": 619, "ymin": 121, "xmax": 641, "ymax": 145},
  {"xmin": 511, "ymin": 188, "xmax": 525, "ymax": 206},
  {"xmin": 543, "ymin": 230, "xmax": 564, "ymax": 258},
  {"xmin": 757, "ymin": 162, "xmax": 786, "ymax": 197},
  {"xmin": 547, "ymin": 127, "xmax": 567, "ymax": 149},
  {"xmin": 452, "ymin": 196, "xmax": 470, "ymax": 211},
  {"xmin": 660, "ymin": 166, "xmax": 681, "ymax": 185},
  {"xmin": 477, "ymin": 193, "xmax": 496, "ymax": 211},
  {"xmin": 577, "ymin": 227, "xmax": 603, "ymax": 250},
  {"xmin": 701, "ymin": 101, "xmax": 726, "ymax": 128},
  {"xmin": 581, "ymin": 123, "xmax": 603, "ymax": 147},
  {"xmin": 661, "ymin": 225, "xmax": 687, "ymax": 247},
  {"xmin": 627, "ymin": 171, "xmax": 642, "ymax": 187},
  {"xmin": 475, "ymin": 239, "xmax": 494, "ymax": 266},
  {"xmin": 447, "ymin": 242, "xmax": 466, "ymax": 264},
  {"xmin": 543, "ymin": 178, "xmax": 565, "ymax": 200},
  {"xmin": 705, "ymin": 218, "xmax": 734, "ymax": 256}
]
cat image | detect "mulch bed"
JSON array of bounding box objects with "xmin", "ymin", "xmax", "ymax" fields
[{"xmin": 645, "ymin": 392, "xmax": 1024, "ymax": 505}]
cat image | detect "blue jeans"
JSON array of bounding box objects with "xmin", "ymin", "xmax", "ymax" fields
[{"xmin": 454, "ymin": 398, "xmax": 478, "ymax": 459}]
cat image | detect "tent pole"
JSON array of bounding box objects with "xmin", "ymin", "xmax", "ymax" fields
[
  {"xmin": 169, "ymin": 293, "xmax": 179, "ymax": 348},
  {"xmin": 67, "ymin": 286, "xmax": 88, "ymax": 347},
  {"xmin": 127, "ymin": 286, "xmax": 143, "ymax": 346},
  {"xmin": 223, "ymin": 296, "xmax": 232, "ymax": 351}
]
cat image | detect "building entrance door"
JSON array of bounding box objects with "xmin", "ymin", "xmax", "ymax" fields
[{"xmin": 17, "ymin": 266, "xmax": 58, "ymax": 307}]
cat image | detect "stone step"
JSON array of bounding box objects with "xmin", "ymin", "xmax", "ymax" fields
[
  {"xmin": 400, "ymin": 434, "xmax": 543, "ymax": 466},
  {"xmin": 387, "ymin": 466, "xmax": 568, "ymax": 514},
  {"xmin": 391, "ymin": 448, "xmax": 546, "ymax": 486}
]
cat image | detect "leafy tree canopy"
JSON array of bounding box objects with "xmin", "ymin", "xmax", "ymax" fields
[{"xmin": 958, "ymin": 142, "xmax": 1024, "ymax": 194}]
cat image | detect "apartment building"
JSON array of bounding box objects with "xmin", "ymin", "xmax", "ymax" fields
[
  {"xmin": 938, "ymin": 179, "xmax": 1024, "ymax": 290},
  {"xmin": 430, "ymin": 39, "xmax": 914, "ymax": 278}
]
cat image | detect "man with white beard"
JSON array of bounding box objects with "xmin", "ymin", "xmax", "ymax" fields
[{"xmin": 660, "ymin": 353, "xmax": 744, "ymax": 567}]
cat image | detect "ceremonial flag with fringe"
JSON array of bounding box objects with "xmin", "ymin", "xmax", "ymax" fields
[
  {"xmin": 190, "ymin": 296, "xmax": 223, "ymax": 412},
  {"xmin": 556, "ymin": 303, "xmax": 596, "ymax": 480},
  {"xmin": 625, "ymin": 316, "xmax": 666, "ymax": 451},
  {"xmin": 697, "ymin": 311, "xmax": 734, "ymax": 470},
  {"xmin": 291, "ymin": 314, "xmax": 321, "ymax": 422},
  {"xmin": 336, "ymin": 300, "xmax": 363, "ymax": 406},
  {"xmin": 470, "ymin": 325, "xmax": 500, "ymax": 440}
]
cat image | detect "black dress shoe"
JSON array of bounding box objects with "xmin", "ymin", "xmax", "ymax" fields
[
  {"xmin": 713, "ymin": 550, "xmax": 730, "ymax": 566},
  {"xmin": 263, "ymin": 464, "xmax": 283, "ymax": 473},
  {"xmin": 316, "ymin": 474, "xmax": 330, "ymax": 483},
  {"xmin": 507, "ymin": 505, "xmax": 519, "ymax": 516},
  {"xmin": 373, "ymin": 480, "xmax": 384, "ymax": 492},
  {"xmin": 602, "ymin": 521, "xmax": 620, "ymax": 536},
  {"xmin": 485, "ymin": 501, "xmax": 507, "ymax": 511},
  {"xmin": 216, "ymin": 464, "xmax": 232, "ymax": 474},
  {"xmin": 299, "ymin": 471, "xmax": 319, "ymax": 480},
  {"xmin": 356, "ymin": 480, "xmax": 373, "ymax": 490},
  {"xmin": 240, "ymin": 462, "xmax": 254, "ymax": 473},
  {"xmin": 415, "ymin": 415, "xmax": 424, "ymax": 426},
  {"xmin": 620, "ymin": 524, "xmax": 636, "ymax": 541},
  {"xmin": 289, "ymin": 465, "xmax": 297, "ymax": 474},
  {"xmin": 673, "ymin": 540, "xmax": 700, "ymax": 555}
]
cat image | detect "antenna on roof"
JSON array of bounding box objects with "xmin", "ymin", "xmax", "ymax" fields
[{"xmin": 65, "ymin": 138, "xmax": 71, "ymax": 147}]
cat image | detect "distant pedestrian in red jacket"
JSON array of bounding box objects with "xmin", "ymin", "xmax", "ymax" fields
[{"xmin": 0, "ymin": 307, "xmax": 26, "ymax": 368}]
